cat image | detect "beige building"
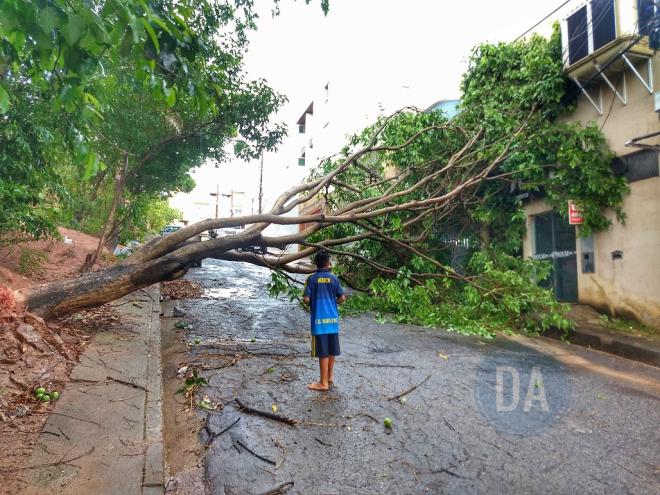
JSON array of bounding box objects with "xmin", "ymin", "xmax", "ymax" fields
[{"xmin": 522, "ymin": 0, "xmax": 660, "ymax": 326}]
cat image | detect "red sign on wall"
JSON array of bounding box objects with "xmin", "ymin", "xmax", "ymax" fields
[{"xmin": 568, "ymin": 200, "xmax": 583, "ymax": 225}]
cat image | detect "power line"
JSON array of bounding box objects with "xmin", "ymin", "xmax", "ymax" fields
[{"xmin": 514, "ymin": 0, "xmax": 573, "ymax": 41}]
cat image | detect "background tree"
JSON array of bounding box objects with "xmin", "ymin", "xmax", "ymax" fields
[{"xmin": 0, "ymin": 0, "xmax": 324, "ymax": 242}]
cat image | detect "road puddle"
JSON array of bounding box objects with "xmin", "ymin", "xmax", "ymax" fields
[{"xmin": 204, "ymin": 287, "xmax": 254, "ymax": 299}]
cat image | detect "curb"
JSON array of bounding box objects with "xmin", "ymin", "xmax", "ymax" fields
[
  {"xmin": 544, "ymin": 324, "xmax": 660, "ymax": 368},
  {"xmin": 143, "ymin": 285, "xmax": 165, "ymax": 494}
]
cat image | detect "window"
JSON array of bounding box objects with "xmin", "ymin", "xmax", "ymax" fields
[
  {"xmin": 565, "ymin": 0, "xmax": 616, "ymax": 65},
  {"xmin": 298, "ymin": 124, "xmax": 305, "ymax": 134},
  {"xmin": 298, "ymin": 151, "xmax": 305, "ymax": 167},
  {"xmin": 638, "ymin": 0, "xmax": 657, "ymax": 36},
  {"xmin": 567, "ymin": 6, "xmax": 589, "ymax": 65},
  {"xmin": 592, "ymin": 0, "xmax": 616, "ymax": 51}
]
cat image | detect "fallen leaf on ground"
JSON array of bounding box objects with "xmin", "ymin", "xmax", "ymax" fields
[{"xmin": 162, "ymin": 280, "xmax": 203, "ymax": 299}]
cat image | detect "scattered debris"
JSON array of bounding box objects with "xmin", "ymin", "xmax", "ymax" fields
[
  {"xmin": 173, "ymin": 306, "xmax": 187, "ymax": 317},
  {"xmin": 0, "ymin": 446, "xmax": 95, "ymax": 473},
  {"xmin": 353, "ymin": 412, "xmax": 379, "ymax": 423},
  {"xmin": 174, "ymin": 320, "xmax": 192, "ymax": 330},
  {"xmin": 106, "ymin": 376, "xmax": 146, "ymax": 391},
  {"xmin": 197, "ymin": 395, "xmax": 218, "ymax": 411},
  {"xmin": 161, "ymin": 280, "xmax": 204, "ymax": 300},
  {"xmin": 388, "ymin": 375, "xmax": 432, "ymax": 401},
  {"xmin": 259, "ymin": 480, "xmax": 294, "ymax": 495},
  {"xmin": 354, "ymin": 362, "xmax": 416, "ymax": 369},
  {"xmin": 175, "ymin": 369, "xmax": 208, "ymax": 411},
  {"xmin": 235, "ymin": 439, "xmax": 276, "ymax": 466},
  {"xmin": 204, "ymin": 417, "xmax": 240, "ymax": 447},
  {"xmin": 235, "ymin": 398, "xmax": 298, "ymax": 426}
]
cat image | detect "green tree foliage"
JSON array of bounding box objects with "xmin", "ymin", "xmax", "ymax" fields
[
  {"xmin": 0, "ymin": 0, "xmax": 325, "ymax": 239},
  {"xmin": 0, "ymin": 80, "xmax": 68, "ymax": 237},
  {"xmin": 293, "ymin": 27, "xmax": 628, "ymax": 336}
]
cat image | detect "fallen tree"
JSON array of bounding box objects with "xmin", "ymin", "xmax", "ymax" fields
[
  {"xmin": 17, "ymin": 110, "xmax": 501, "ymax": 318},
  {"xmin": 15, "ymin": 29, "xmax": 628, "ymax": 334}
]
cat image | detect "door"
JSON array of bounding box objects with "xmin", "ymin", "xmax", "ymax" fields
[{"xmin": 533, "ymin": 212, "xmax": 578, "ymax": 302}]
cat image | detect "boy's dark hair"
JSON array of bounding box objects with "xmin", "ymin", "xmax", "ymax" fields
[{"xmin": 314, "ymin": 250, "xmax": 330, "ymax": 268}]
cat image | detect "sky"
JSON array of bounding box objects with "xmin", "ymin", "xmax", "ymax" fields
[{"xmin": 171, "ymin": 0, "xmax": 573, "ymax": 223}]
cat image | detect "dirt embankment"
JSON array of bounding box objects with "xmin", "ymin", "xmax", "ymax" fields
[
  {"xmin": 0, "ymin": 228, "xmax": 115, "ymax": 494},
  {"xmin": 0, "ymin": 227, "xmax": 112, "ymax": 292}
]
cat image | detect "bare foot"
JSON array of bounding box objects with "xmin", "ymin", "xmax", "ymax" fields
[{"xmin": 307, "ymin": 382, "xmax": 329, "ymax": 391}]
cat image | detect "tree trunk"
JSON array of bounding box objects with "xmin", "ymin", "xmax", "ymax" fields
[
  {"xmin": 18, "ymin": 228, "xmax": 264, "ymax": 319},
  {"xmin": 21, "ymin": 255, "xmax": 189, "ymax": 319},
  {"xmin": 85, "ymin": 154, "xmax": 128, "ymax": 272},
  {"xmin": 479, "ymin": 224, "xmax": 491, "ymax": 250}
]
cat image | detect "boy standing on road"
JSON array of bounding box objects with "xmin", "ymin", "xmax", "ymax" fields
[{"xmin": 303, "ymin": 251, "xmax": 346, "ymax": 391}]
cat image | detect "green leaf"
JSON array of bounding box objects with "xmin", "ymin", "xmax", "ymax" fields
[
  {"xmin": 38, "ymin": 7, "xmax": 63, "ymax": 34},
  {"xmin": 82, "ymin": 152, "xmax": 99, "ymax": 180},
  {"xmin": 0, "ymin": 84, "xmax": 9, "ymax": 114},
  {"xmin": 150, "ymin": 15, "xmax": 172, "ymax": 36},
  {"xmin": 142, "ymin": 19, "xmax": 160, "ymax": 53},
  {"xmin": 63, "ymin": 14, "xmax": 85, "ymax": 45},
  {"xmin": 129, "ymin": 14, "xmax": 142, "ymax": 44},
  {"xmin": 163, "ymin": 85, "xmax": 176, "ymax": 107}
]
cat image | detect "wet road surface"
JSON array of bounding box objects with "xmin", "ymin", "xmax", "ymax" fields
[{"xmin": 176, "ymin": 259, "xmax": 660, "ymax": 495}]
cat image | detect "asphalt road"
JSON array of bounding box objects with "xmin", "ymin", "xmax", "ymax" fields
[{"xmin": 177, "ymin": 259, "xmax": 660, "ymax": 495}]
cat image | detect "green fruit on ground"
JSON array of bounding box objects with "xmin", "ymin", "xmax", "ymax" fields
[
  {"xmin": 41, "ymin": 395, "xmax": 51, "ymax": 402},
  {"xmin": 383, "ymin": 417, "xmax": 393, "ymax": 428},
  {"xmin": 51, "ymin": 391, "xmax": 60, "ymax": 400},
  {"xmin": 36, "ymin": 392, "xmax": 44, "ymax": 399},
  {"xmin": 193, "ymin": 338, "xmax": 201, "ymax": 344},
  {"xmin": 35, "ymin": 387, "xmax": 46, "ymax": 395}
]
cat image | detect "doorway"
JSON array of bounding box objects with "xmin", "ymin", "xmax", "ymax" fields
[{"xmin": 533, "ymin": 212, "xmax": 578, "ymax": 302}]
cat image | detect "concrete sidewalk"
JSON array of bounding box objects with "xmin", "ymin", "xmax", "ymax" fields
[
  {"xmin": 544, "ymin": 305, "xmax": 660, "ymax": 368},
  {"xmin": 19, "ymin": 285, "xmax": 164, "ymax": 495}
]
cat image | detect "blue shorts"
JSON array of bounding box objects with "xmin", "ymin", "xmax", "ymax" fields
[{"xmin": 311, "ymin": 333, "xmax": 340, "ymax": 358}]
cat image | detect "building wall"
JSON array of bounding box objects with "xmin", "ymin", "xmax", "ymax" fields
[
  {"xmin": 578, "ymin": 177, "xmax": 660, "ymax": 326},
  {"xmin": 523, "ymin": 175, "xmax": 660, "ymax": 327},
  {"xmin": 559, "ymin": 55, "xmax": 660, "ymax": 154},
  {"xmin": 523, "ymin": 53, "xmax": 660, "ymax": 327}
]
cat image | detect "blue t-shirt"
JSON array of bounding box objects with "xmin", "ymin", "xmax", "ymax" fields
[{"xmin": 304, "ymin": 268, "xmax": 345, "ymax": 336}]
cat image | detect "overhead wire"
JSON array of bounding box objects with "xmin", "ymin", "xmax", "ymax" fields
[{"xmin": 514, "ymin": 0, "xmax": 573, "ymax": 41}]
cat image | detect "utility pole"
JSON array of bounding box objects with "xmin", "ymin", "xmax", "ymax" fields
[
  {"xmin": 258, "ymin": 153, "xmax": 264, "ymax": 214},
  {"xmin": 215, "ymin": 184, "xmax": 219, "ymax": 218},
  {"xmin": 210, "ymin": 184, "xmax": 220, "ymax": 218}
]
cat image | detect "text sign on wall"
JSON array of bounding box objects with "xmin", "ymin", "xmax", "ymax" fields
[{"xmin": 568, "ymin": 200, "xmax": 584, "ymax": 225}]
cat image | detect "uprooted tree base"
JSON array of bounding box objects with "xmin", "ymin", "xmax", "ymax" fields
[{"xmin": 0, "ymin": 288, "xmax": 123, "ymax": 494}]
